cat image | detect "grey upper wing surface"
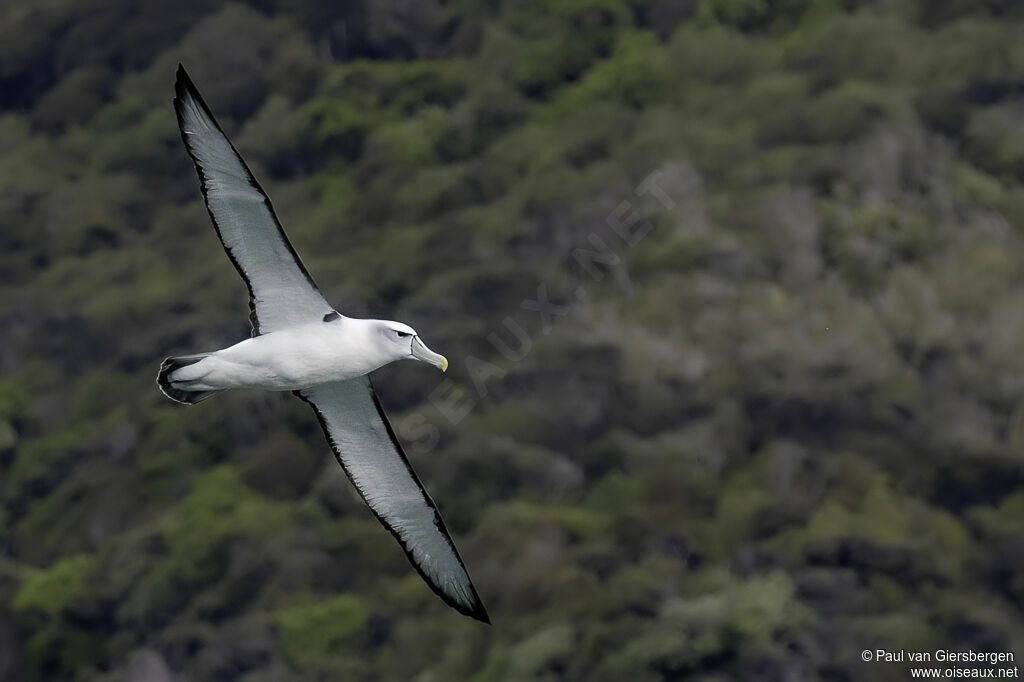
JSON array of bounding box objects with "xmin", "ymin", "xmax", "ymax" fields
[
  {"xmin": 174, "ymin": 65, "xmax": 332, "ymax": 335},
  {"xmin": 296, "ymin": 378, "xmax": 490, "ymax": 623}
]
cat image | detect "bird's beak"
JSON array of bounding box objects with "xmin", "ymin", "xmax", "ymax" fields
[{"xmin": 410, "ymin": 336, "xmax": 448, "ymax": 372}]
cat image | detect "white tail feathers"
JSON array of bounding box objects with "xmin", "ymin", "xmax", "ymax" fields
[{"xmin": 157, "ymin": 354, "xmax": 223, "ymax": 404}]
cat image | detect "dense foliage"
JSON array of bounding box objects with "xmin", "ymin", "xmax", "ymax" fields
[{"xmin": 2, "ymin": 0, "xmax": 1024, "ymax": 680}]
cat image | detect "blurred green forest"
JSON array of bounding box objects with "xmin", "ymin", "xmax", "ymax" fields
[{"xmin": 3, "ymin": 0, "xmax": 1024, "ymax": 679}]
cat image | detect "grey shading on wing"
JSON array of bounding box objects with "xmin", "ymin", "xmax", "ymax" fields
[
  {"xmin": 296, "ymin": 378, "xmax": 490, "ymax": 623},
  {"xmin": 174, "ymin": 64, "xmax": 331, "ymax": 336}
]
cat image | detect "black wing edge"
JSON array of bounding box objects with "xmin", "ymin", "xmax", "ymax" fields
[
  {"xmin": 173, "ymin": 63, "xmax": 323, "ymax": 337},
  {"xmin": 292, "ymin": 383, "xmax": 491, "ymax": 625}
]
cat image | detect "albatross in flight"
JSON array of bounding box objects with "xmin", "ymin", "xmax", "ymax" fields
[{"xmin": 157, "ymin": 65, "xmax": 488, "ymax": 623}]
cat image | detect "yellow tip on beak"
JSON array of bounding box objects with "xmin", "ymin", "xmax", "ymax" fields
[{"xmin": 411, "ymin": 336, "xmax": 448, "ymax": 372}]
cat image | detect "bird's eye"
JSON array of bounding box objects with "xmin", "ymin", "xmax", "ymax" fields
[{"xmin": 395, "ymin": 331, "xmax": 411, "ymax": 338}]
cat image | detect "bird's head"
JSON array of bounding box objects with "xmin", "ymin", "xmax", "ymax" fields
[{"xmin": 374, "ymin": 320, "xmax": 448, "ymax": 372}]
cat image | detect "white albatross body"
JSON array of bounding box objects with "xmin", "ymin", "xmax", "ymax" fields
[
  {"xmin": 170, "ymin": 318, "xmax": 420, "ymax": 391},
  {"xmin": 156, "ymin": 65, "xmax": 488, "ymax": 623}
]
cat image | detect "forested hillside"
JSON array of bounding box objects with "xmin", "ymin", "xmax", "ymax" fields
[{"xmin": 3, "ymin": 1, "xmax": 1024, "ymax": 680}]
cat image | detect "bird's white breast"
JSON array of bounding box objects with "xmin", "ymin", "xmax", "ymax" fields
[{"xmin": 195, "ymin": 320, "xmax": 389, "ymax": 391}]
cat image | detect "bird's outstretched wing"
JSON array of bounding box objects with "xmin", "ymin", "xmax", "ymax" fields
[
  {"xmin": 295, "ymin": 378, "xmax": 490, "ymax": 623},
  {"xmin": 174, "ymin": 64, "xmax": 332, "ymax": 335}
]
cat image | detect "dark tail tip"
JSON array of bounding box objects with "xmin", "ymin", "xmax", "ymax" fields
[{"xmin": 157, "ymin": 355, "xmax": 220, "ymax": 405}]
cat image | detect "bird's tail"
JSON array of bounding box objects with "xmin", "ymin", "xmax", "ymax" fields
[{"xmin": 157, "ymin": 353, "xmax": 223, "ymax": 405}]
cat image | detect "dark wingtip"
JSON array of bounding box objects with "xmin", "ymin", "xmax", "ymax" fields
[
  {"xmin": 172, "ymin": 62, "xmax": 226, "ymax": 138},
  {"xmin": 433, "ymin": 583, "xmax": 491, "ymax": 625},
  {"xmin": 457, "ymin": 586, "xmax": 490, "ymax": 624},
  {"xmin": 173, "ymin": 64, "xmax": 192, "ymax": 116},
  {"xmin": 174, "ymin": 64, "xmax": 190, "ymax": 96},
  {"xmin": 468, "ymin": 602, "xmax": 492, "ymax": 625}
]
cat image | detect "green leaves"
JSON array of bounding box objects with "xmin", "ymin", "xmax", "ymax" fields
[
  {"xmin": 13, "ymin": 554, "xmax": 96, "ymax": 617},
  {"xmin": 274, "ymin": 595, "xmax": 368, "ymax": 661}
]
